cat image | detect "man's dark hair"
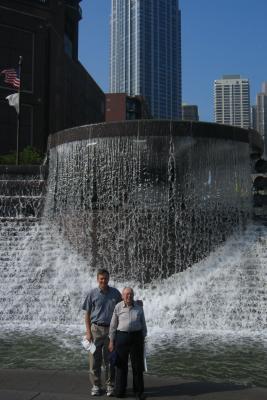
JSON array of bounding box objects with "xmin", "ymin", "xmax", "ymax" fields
[{"xmin": 97, "ymin": 268, "xmax": 110, "ymax": 277}]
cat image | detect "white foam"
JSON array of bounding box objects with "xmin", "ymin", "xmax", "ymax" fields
[{"xmin": 1, "ymin": 220, "xmax": 267, "ymax": 344}]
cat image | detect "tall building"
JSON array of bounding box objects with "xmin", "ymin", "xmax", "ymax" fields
[
  {"xmin": 251, "ymin": 105, "xmax": 257, "ymax": 130},
  {"xmin": 182, "ymin": 104, "xmax": 199, "ymax": 121},
  {"xmin": 256, "ymin": 82, "xmax": 267, "ymax": 155},
  {"xmin": 110, "ymin": 0, "xmax": 182, "ymax": 120},
  {"xmin": 0, "ymin": 0, "xmax": 105, "ymax": 155},
  {"xmin": 214, "ymin": 75, "xmax": 250, "ymax": 129}
]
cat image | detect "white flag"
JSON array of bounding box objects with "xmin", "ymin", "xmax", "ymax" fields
[{"xmin": 6, "ymin": 93, "xmax": 19, "ymax": 114}]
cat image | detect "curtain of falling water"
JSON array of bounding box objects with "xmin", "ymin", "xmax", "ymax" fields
[
  {"xmin": 45, "ymin": 133, "xmax": 251, "ymax": 284},
  {"xmin": 1, "ymin": 128, "xmax": 266, "ymax": 336}
]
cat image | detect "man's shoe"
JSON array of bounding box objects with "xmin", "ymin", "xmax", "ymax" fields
[
  {"xmin": 91, "ymin": 385, "xmax": 101, "ymax": 396},
  {"xmin": 106, "ymin": 385, "xmax": 115, "ymax": 397}
]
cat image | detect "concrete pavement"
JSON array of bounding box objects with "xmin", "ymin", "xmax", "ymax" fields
[{"xmin": 0, "ymin": 369, "xmax": 266, "ymax": 400}]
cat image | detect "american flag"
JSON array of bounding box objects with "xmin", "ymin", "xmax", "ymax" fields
[{"xmin": 0, "ymin": 68, "xmax": 20, "ymax": 89}]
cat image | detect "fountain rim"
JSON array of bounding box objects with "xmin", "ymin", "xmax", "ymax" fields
[{"xmin": 47, "ymin": 120, "xmax": 263, "ymax": 155}]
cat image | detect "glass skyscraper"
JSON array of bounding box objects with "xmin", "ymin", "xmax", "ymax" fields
[{"xmin": 110, "ymin": 0, "xmax": 182, "ymax": 120}]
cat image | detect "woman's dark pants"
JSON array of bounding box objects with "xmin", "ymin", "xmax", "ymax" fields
[{"xmin": 115, "ymin": 330, "xmax": 144, "ymax": 396}]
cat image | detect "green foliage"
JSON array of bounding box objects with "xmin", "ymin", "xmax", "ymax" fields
[
  {"xmin": 0, "ymin": 152, "xmax": 16, "ymax": 165},
  {"xmin": 0, "ymin": 146, "xmax": 44, "ymax": 165},
  {"xmin": 19, "ymin": 146, "xmax": 43, "ymax": 164}
]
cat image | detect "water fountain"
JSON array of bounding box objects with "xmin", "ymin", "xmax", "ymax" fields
[
  {"xmin": 46, "ymin": 120, "xmax": 260, "ymax": 282},
  {"xmin": 1, "ymin": 120, "xmax": 267, "ymax": 386}
]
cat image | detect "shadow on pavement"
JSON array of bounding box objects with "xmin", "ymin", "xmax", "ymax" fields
[{"xmin": 145, "ymin": 381, "xmax": 248, "ymax": 397}]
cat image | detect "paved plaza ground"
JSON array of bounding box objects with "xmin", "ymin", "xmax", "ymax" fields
[{"xmin": 0, "ymin": 369, "xmax": 267, "ymax": 400}]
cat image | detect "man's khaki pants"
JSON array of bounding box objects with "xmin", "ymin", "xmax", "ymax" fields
[{"xmin": 89, "ymin": 324, "xmax": 114, "ymax": 388}]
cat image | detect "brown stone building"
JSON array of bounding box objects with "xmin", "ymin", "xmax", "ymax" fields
[
  {"xmin": 0, "ymin": 0, "xmax": 105, "ymax": 155},
  {"xmin": 105, "ymin": 93, "xmax": 151, "ymax": 122}
]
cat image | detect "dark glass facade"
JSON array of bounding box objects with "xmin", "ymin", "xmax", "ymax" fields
[
  {"xmin": 0, "ymin": 0, "xmax": 105, "ymax": 155},
  {"xmin": 110, "ymin": 0, "xmax": 182, "ymax": 120}
]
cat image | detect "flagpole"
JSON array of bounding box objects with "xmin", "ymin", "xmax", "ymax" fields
[{"xmin": 16, "ymin": 56, "xmax": 23, "ymax": 166}]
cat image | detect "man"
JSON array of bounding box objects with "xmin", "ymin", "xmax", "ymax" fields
[
  {"xmin": 83, "ymin": 269, "xmax": 122, "ymax": 396},
  {"xmin": 109, "ymin": 287, "xmax": 147, "ymax": 400}
]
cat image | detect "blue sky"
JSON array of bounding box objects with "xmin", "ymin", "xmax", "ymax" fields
[{"xmin": 79, "ymin": 0, "xmax": 267, "ymax": 122}]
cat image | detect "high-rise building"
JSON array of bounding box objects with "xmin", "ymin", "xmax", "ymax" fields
[
  {"xmin": 256, "ymin": 82, "xmax": 267, "ymax": 155},
  {"xmin": 214, "ymin": 75, "xmax": 250, "ymax": 129},
  {"xmin": 110, "ymin": 0, "xmax": 182, "ymax": 120},
  {"xmin": 0, "ymin": 0, "xmax": 105, "ymax": 155},
  {"xmin": 182, "ymin": 104, "xmax": 199, "ymax": 121},
  {"xmin": 251, "ymin": 105, "xmax": 257, "ymax": 130}
]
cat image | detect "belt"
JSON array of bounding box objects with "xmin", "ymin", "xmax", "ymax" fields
[{"xmin": 93, "ymin": 322, "xmax": 110, "ymax": 327}]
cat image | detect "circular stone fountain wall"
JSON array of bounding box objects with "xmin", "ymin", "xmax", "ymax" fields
[{"xmin": 46, "ymin": 120, "xmax": 262, "ymax": 283}]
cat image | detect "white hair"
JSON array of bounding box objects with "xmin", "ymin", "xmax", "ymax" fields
[{"xmin": 122, "ymin": 287, "xmax": 134, "ymax": 296}]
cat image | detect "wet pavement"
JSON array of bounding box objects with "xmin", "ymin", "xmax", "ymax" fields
[{"xmin": 0, "ymin": 369, "xmax": 267, "ymax": 400}]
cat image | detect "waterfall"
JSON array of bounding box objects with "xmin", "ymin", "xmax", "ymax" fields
[
  {"xmin": 1, "ymin": 127, "xmax": 265, "ymax": 334},
  {"xmin": 1, "ymin": 218, "xmax": 267, "ymax": 339},
  {"xmin": 0, "ymin": 121, "xmax": 265, "ymax": 383},
  {"xmin": 45, "ymin": 133, "xmax": 251, "ymax": 283}
]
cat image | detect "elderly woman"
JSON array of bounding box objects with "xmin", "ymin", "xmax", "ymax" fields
[{"xmin": 108, "ymin": 287, "xmax": 147, "ymax": 400}]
